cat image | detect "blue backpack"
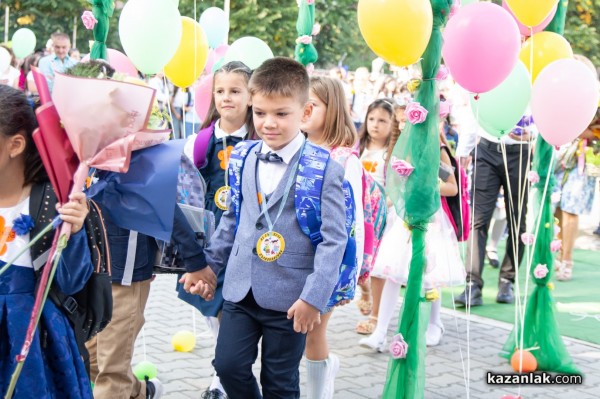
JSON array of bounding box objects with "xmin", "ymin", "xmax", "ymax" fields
[{"xmin": 228, "ymin": 140, "xmax": 357, "ymax": 310}]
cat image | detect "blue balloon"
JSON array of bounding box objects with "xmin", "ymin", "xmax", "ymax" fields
[{"xmin": 199, "ymin": 7, "xmax": 229, "ymax": 48}]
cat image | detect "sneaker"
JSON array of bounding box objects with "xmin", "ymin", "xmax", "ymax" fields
[
  {"xmin": 201, "ymin": 388, "xmax": 227, "ymax": 399},
  {"xmin": 359, "ymin": 333, "xmax": 387, "ymax": 353},
  {"xmin": 486, "ymin": 250, "xmax": 500, "ymax": 268},
  {"xmin": 146, "ymin": 378, "xmax": 164, "ymax": 399},
  {"xmin": 426, "ymin": 322, "xmax": 445, "ymax": 347},
  {"xmin": 454, "ymin": 282, "xmax": 483, "ymax": 307},
  {"xmin": 322, "ymin": 354, "xmax": 340, "ymax": 399},
  {"xmin": 496, "ymin": 278, "xmax": 514, "ymax": 304}
]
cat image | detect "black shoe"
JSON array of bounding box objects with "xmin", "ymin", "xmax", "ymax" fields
[
  {"xmin": 201, "ymin": 389, "xmax": 227, "ymax": 399},
  {"xmin": 486, "ymin": 250, "xmax": 500, "ymax": 268},
  {"xmin": 454, "ymin": 283, "xmax": 483, "ymax": 307},
  {"xmin": 496, "ymin": 279, "xmax": 514, "ymax": 304},
  {"xmin": 593, "ymin": 226, "xmax": 600, "ymax": 236}
]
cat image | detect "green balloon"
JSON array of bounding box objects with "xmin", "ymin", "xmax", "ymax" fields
[
  {"xmin": 11, "ymin": 28, "xmax": 36, "ymax": 59},
  {"xmin": 461, "ymin": 0, "xmax": 479, "ymax": 5},
  {"xmin": 133, "ymin": 361, "xmax": 158, "ymax": 381},
  {"xmin": 119, "ymin": 0, "xmax": 182, "ymax": 75},
  {"xmin": 223, "ymin": 37, "xmax": 273, "ymax": 70},
  {"xmin": 470, "ymin": 61, "xmax": 531, "ymax": 138}
]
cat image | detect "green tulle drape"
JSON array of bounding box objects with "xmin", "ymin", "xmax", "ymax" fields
[
  {"xmin": 382, "ymin": 1, "xmax": 451, "ymax": 397},
  {"xmin": 500, "ymin": 0, "xmax": 580, "ymax": 375},
  {"xmin": 90, "ymin": 0, "xmax": 114, "ymax": 61},
  {"xmin": 294, "ymin": 0, "xmax": 318, "ymax": 66}
]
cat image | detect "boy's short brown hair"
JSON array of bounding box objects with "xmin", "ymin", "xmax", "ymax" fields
[{"xmin": 249, "ymin": 57, "xmax": 310, "ymax": 104}]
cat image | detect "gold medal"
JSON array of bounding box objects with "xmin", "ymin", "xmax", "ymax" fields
[
  {"xmin": 256, "ymin": 231, "xmax": 286, "ymax": 262},
  {"xmin": 214, "ymin": 186, "xmax": 230, "ymax": 210}
]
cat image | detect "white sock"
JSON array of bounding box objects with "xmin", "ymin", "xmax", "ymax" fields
[
  {"xmin": 204, "ymin": 316, "xmax": 220, "ymax": 340},
  {"xmin": 372, "ymin": 279, "xmax": 402, "ymax": 339},
  {"xmin": 429, "ymin": 298, "xmax": 442, "ymax": 328},
  {"xmin": 306, "ymin": 358, "xmax": 328, "ymax": 399},
  {"xmin": 209, "ymin": 374, "xmax": 225, "ymax": 393}
]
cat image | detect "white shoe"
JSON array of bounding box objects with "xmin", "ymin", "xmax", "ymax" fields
[
  {"xmin": 426, "ymin": 322, "xmax": 445, "ymax": 347},
  {"xmin": 359, "ymin": 334, "xmax": 387, "ymax": 353},
  {"xmin": 322, "ymin": 354, "xmax": 340, "ymax": 399},
  {"xmin": 147, "ymin": 378, "xmax": 164, "ymax": 399}
]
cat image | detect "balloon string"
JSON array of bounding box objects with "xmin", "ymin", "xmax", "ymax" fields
[{"xmin": 529, "ymin": 26, "xmax": 534, "ymax": 85}]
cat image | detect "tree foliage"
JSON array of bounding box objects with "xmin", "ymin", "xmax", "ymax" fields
[{"xmin": 2, "ymin": 0, "xmax": 598, "ymax": 69}]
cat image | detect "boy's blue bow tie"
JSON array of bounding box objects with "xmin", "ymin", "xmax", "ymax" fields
[{"xmin": 256, "ymin": 151, "xmax": 284, "ymax": 163}]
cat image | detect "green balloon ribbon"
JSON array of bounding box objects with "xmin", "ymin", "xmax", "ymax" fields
[
  {"xmin": 294, "ymin": 0, "xmax": 318, "ymax": 67},
  {"xmin": 90, "ymin": 0, "xmax": 114, "ymax": 61},
  {"xmin": 500, "ymin": 0, "xmax": 580, "ymax": 375},
  {"xmin": 382, "ymin": 1, "xmax": 452, "ymax": 398}
]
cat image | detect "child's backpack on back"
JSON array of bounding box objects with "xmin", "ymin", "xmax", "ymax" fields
[
  {"xmin": 153, "ymin": 153, "xmax": 216, "ymax": 273},
  {"xmin": 228, "ymin": 140, "xmax": 358, "ymax": 310},
  {"xmin": 30, "ymin": 182, "xmax": 113, "ymax": 367},
  {"xmin": 440, "ymin": 146, "xmax": 470, "ymax": 242},
  {"xmin": 330, "ymin": 147, "xmax": 387, "ymax": 284}
]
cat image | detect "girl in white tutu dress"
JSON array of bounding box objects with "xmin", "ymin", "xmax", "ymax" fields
[{"xmin": 360, "ymin": 133, "xmax": 466, "ymax": 350}]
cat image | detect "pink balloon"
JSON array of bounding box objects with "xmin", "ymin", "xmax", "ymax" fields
[
  {"xmin": 195, "ymin": 73, "xmax": 213, "ymax": 121},
  {"xmin": 81, "ymin": 48, "xmax": 138, "ymax": 78},
  {"xmin": 107, "ymin": 49, "xmax": 138, "ymax": 78},
  {"xmin": 531, "ymin": 59, "xmax": 600, "ymax": 147},
  {"xmin": 442, "ymin": 2, "xmax": 521, "ymax": 94},
  {"xmin": 502, "ymin": 0, "xmax": 556, "ymax": 37},
  {"xmin": 204, "ymin": 50, "xmax": 217, "ymax": 74},
  {"xmin": 214, "ymin": 44, "xmax": 228, "ymax": 59}
]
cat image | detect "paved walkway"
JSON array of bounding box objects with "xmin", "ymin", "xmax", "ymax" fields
[{"xmin": 134, "ymin": 274, "xmax": 600, "ymax": 399}]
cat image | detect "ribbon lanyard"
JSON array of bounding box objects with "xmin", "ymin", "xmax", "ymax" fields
[
  {"xmin": 259, "ymin": 142, "xmax": 305, "ymax": 236},
  {"xmin": 222, "ymin": 136, "xmax": 229, "ymax": 187}
]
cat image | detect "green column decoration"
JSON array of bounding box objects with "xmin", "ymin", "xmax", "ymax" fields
[
  {"xmin": 294, "ymin": 0, "xmax": 318, "ymax": 68},
  {"xmin": 500, "ymin": 0, "xmax": 580, "ymax": 375},
  {"xmin": 382, "ymin": 1, "xmax": 452, "ymax": 398},
  {"xmin": 90, "ymin": 0, "xmax": 114, "ymax": 61}
]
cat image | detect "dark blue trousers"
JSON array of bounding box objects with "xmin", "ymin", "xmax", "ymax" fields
[{"xmin": 213, "ymin": 292, "xmax": 306, "ymax": 399}]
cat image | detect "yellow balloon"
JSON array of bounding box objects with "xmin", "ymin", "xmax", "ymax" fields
[
  {"xmin": 357, "ymin": 0, "xmax": 433, "ymax": 67},
  {"xmin": 519, "ymin": 32, "xmax": 573, "ymax": 82},
  {"xmin": 505, "ymin": 0, "xmax": 558, "ymax": 27},
  {"xmin": 164, "ymin": 17, "xmax": 209, "ymax": 88},
  {"xmin": 171, "ymin": 330, "xmax": 196, "ymax": 352}
]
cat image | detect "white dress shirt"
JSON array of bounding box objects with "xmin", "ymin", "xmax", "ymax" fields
[{"xmin": 258, "ymin": 133, "xmax": 305, "ymax": 195}]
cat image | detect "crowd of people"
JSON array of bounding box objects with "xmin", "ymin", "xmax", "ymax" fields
[{"xmin": 1, "ymin": 32, "xmax": 599, "ymax": 399}]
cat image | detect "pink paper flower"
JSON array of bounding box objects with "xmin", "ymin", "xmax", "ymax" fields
[
  {"xmin": 296, "ymin": 35, "xmax": 313, "ymax": 45},
  {"xmin": 405, "ymin": 102, "xmax": 428, "ymax": 125},
  {"xmin": 436, "ymin": 65, "xmax": 449, "ymax": 81},
  {"xmin": 389, "ymin": 333, "xmax": 408, "ymax": 359},
  {"xmin": 554, "ymin": 225, "xmax": 561, "ymax": 236},
  {"xmin": 533, "ymin": 264, "xmax": 548, "ymax": 279},
  {"xmin": 306, "ymin": 0, "xmax": 315, "ymax": 4},
  {"xmin": 390, "ymin": 157, "xmax": 414, "ymax": 177},
  {"xmin": 528, "ymin": 171, "xmax": 540, "ymax": 184},
  {"xmin": 550, "ymin": 239, "xmax": 562, "ymax": 253},
  {"xmin": 521, "ymin": 232, "xmax": 534, "ymax": 245},
  {"xmin": 306, "ymin": 63, "xmax": 315, "ymax": 75},
  {"xmin": 311, "ymin": 23, "xmax": 321, "ymax": 36},
  {"xmin": 81, "ymin": 11, "xmax": 98, "ymax": 30}
]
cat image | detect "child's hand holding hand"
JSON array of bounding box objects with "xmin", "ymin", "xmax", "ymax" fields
[
  {"xmin": 57, "ymin": 192, "xmax": 88, "ymax": 234},
  {"xmin": 180, "ymin": 267, "xmax": 217, "ymax": 300},
  {"xmin": 287, "ymin": 300, "xmax": 321, "ymax": 334}
]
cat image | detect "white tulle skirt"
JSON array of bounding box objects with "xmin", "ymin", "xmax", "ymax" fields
[{"xmin": 371, "ymin": 206, "xmax": 466, "ymax": 289}]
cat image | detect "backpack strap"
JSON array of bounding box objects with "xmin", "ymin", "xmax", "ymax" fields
[
  {"xmin": 29, "ymin": 182, "xmax": 58, "ymax": 270},
  {"xmin": 193, "ymin": 120, "xmax": 217, "ymax": 169},
  {"xmin": 228, "ymin": 140, "xmax": 261, "ymax": 233}
]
